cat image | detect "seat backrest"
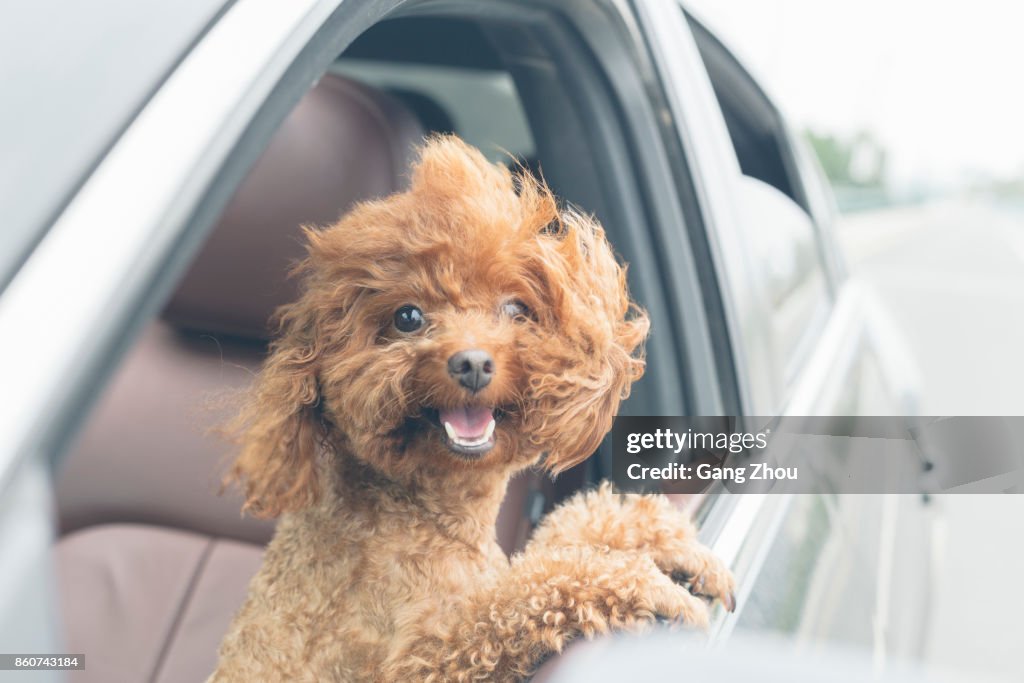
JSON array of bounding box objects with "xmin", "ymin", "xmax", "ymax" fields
[{"xmin": 57, "ymin": 75, "xmax": 425, "ymax": 545}]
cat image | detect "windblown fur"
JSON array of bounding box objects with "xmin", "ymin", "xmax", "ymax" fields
[{"xmin": 210, "ymin": 136, "xmax": 734, "ymax": 682}]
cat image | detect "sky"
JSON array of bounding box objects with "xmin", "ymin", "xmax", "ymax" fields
[{"xmin": 685, "ymin": 0, "xmax": 1024, "ymax": 191}]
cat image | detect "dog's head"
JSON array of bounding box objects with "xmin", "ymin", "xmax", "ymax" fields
[{"xmin": 227, "ymin": 136, "xmax": 649, "ymax": 516}]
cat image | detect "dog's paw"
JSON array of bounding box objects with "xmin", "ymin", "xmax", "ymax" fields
[
  {"xmin": 611, "ymin": 494, "xmax": 737, "ymax": 612},
  {"xmin": 617, "ymin": 556, "xmax": 712, "ymax": 631},
  {"xmin": 654, "ymin": 540, "xmax": 736, "ymax": 613},
  {"xmin": 531, "ymin": 486, "xmax": 737, "ymax": 613}
]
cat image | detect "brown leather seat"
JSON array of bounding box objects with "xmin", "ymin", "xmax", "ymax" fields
[{"xmin": 54, "ymin": 74, "xmax": 428, "ymax": 683}]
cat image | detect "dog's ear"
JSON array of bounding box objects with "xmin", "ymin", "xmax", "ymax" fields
[
  {"xmin": 539, "ymin": 310, "xmax": 649, "ymax": 475},
  {"xmin": 223, "ymin": 297, "xmax": 326, "ymax": 518},
  {"xmin": 527, "ymin": 207, "xmax": 651, "ymax": 475}
]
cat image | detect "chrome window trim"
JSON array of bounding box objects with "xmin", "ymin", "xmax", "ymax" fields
[
  {"xmin": 0, "ymin": 0, "xmax": 345, "ymax": 493},
  {"xmin": 701, "ymin": 492, "xmax": 793, "ymax": 641}
]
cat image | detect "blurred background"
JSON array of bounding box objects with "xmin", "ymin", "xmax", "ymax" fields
[{"xmin": 688, "ymin": 1, "xmax": 1024, "ymax": 680}]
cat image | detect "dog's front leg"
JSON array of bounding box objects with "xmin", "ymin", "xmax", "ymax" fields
[
  {"xmin": 387, "ymin": 545, "xmax": 709, "ymax": 682},
  {"xmin": 528, "ymin": 483, "xmax": 736, "ymax": 611}
]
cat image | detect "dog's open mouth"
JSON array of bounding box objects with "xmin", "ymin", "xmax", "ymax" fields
[{"xmin": 426, "ymin": 406, "xmax": 498, "ymax": 457}]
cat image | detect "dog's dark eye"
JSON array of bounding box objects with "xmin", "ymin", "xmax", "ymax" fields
[
  {"xmin": 394, "ymin": 305, "xmax": 425, "ymax": 333},
  {"xmin": 500, "ymin": 300, "xmax": 529, "ymax": 321}
]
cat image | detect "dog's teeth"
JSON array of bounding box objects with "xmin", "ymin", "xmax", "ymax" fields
[{"xmin": 444, "ymin": 418, "xmax": 496, "ymax": 448}]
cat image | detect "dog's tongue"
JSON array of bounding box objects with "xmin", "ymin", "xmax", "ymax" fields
[{"xmin": 440, "ymin": 406, "xmax": 494, "ymax": 439}]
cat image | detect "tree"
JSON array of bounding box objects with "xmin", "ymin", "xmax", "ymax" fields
[{"xmin": 805, "ymin": 130, "xmax": 887, "ymax": 189}]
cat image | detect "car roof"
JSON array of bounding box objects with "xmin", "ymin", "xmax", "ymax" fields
[{"xmin": 0, "ymin": 0, "xmax": 230, "ymax": 290}]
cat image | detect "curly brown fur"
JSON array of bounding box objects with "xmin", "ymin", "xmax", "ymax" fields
[{"xmin": 210, "ymin": 136, "xmax": 733, "ymax": 682}]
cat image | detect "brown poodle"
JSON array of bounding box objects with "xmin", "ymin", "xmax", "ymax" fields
[{"xmin": 210, "ymin": 136, "xmax": 735, "ymax": 682}]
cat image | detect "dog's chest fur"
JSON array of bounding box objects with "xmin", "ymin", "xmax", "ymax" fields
[{"xmin": 231, "ymin": 475, "xmax": 510, "ymax": 678}]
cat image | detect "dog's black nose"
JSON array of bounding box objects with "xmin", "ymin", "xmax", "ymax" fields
[{"xmin": 448, "ymin": 349, "xmax": 494, "ymax": 392}]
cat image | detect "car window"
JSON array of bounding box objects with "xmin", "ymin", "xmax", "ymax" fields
[
  {"xmin": 684, "ymin": 10, "xmax": 832, "ymax": 387},
  {"xmin": 328, "ymin": 18, "xmax": 641, "ymax": 529}
]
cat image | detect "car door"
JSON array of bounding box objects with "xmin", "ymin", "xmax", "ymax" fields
[{"xmin": 631, "ymin": 0, "xmax": 935, "ymax": 661}]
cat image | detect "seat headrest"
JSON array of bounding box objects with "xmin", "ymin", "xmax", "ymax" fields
[{"xmin": 164, "ymin": 75, "xmax": 425, "ymax": 339}]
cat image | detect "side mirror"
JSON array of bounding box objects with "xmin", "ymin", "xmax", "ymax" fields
[
  {"xmin": 737, "ymin": 175, "xmax": 821, "ymax": 307},
  {"xmin": 736, "ymin": 175, "xmax": 829, "ymax": 370}
]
